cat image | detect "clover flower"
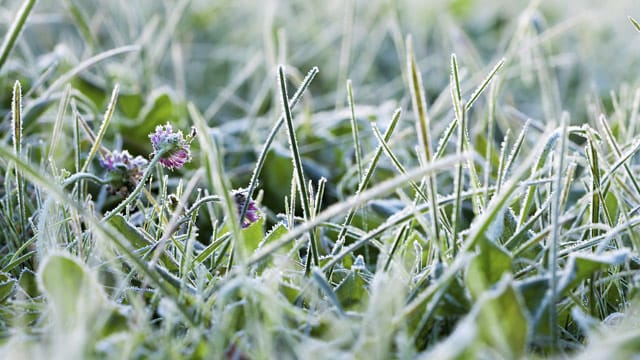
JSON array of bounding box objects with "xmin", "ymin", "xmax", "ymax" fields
[
  {"xmin": 100, "ymin": 150, "xmax": 148, "ymax": 196},
  {"xmin": 149, "ymin": 123, "xmax": 195, "ymax": 170},
  {"xmin": 233, "ymin": 189, "xmax": 260, "ymax": 228}
]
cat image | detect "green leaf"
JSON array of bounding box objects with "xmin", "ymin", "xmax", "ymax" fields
[
  {"xmin": 140, "ymin": 90, "xmax": 179, "ymax": 134},
  {"xmin": 118, "ymin": 92, "xmax": 144, "ymax": 118},
  {"xmin": 18, "ymin": 268, "xmax": 38, "ymax": 298},
  {"xmin": 108, "ymin": 214, "xmax": 179, "ymax": 271},
  {"xmin": 0, "ymin": 272, "xmax": 16, "ymax": 303},
  {"xmin": 334, "ymin": 268, "xmax": 368, "ymax": 311},
  {"xmin": 558, "ymin": 249, "xmax": 630, "ymax": 292},
  {"xmin": 475, "ymin": 276, "xmax": 528, "ymax": 358},
  {"xmin": 38, "ymin": 255, "xmax": 105, "ymax": 326},
  {"xmin": 241, "ymin": 216, "xmax": 265, "ymax": 254},
  {"xmin": 261, "ymin": 148, "xmax": 294, "ymax": 213},
  {"xmin": 422, "ymin": 276, "xmax": 528, "ymax": 359},
  {"xmin": 465, "ymin": 236, "xmax": 512, "ymax": 299},
  {"xmin": 98, "ymin": 306, "xmax": 131, "ymax": 338}
]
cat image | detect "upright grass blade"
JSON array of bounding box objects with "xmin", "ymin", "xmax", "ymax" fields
[
  {"xmin": 484, "ymin": 80, "xmax": 499, "ymax": 206},
  {"xmin": 64, "ymin": 0, "xmax": 95, "ymax": 51},
  {"xmin": 383, "ymin": 223, "xmax": 410, "ymax": 271},
  {"xmin": 239, "ymin": 67, "xmax": 319, "ymax": 230},
  {"xmin": 630, "ymin": 16, "xmax": 640, "ymax": 32},
  {"xmin": 80, "ymin": 84, "xmax": 119, "ymax": 173},
  {"xmin": 598, "ymin": 114, "xmax": 640, "ymax": 196},
  {"xmin": 277, "ymin": 65, "xmax": 320, "ymax": 269},
  {"xmin": 48, "ymin": 84, "xmax": 72, "ymax": 162},
  {"xmin": 12, "ymin": 81, "xmax": 27, "ymax": 242},
  {"xmin": 189, "ymin": 104, "xmax": 245, "ymax": 265},
  {"xmin": 406, "ymin": 36, "xmax": 441, "ymax": 251},
  {"xmin": 451, "ymin": 54, "xmax": 465, "ymax": 256},
  {"xmin": 495, "ymin": 130, "xmax": 511, "ymax": 196},
  {"xmin": 332, "ymin": 108, "xmax": 403, "ymax": 255},
  {"xmin": 549, "ymin": 114, "xmax": 568, "ymax": 350},
  {"xmin": 347, "ymin": 80, "xmax": 364, "ymax": 187},
  {"xmin": 327, "ymin": 109, "xmax": 403, "ymax": 279},
  {"xmin": 503, "ymin": 121, "xmax": 530, "ymax": 184},
  {"xmin": 0, "ymin": 0, "xmax": 36, "ymax": 72}
]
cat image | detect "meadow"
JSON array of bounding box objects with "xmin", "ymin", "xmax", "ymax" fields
[{"xmin": 1, "ymin": 0, "xmax": 640, "ymax": 358}]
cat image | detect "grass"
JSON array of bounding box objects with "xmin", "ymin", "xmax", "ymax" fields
[{"xmin": 1, "ymin": 0, "xmax": 640, "ymax": 358}]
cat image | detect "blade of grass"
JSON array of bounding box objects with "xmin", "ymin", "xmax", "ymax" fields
[
  {"xmin": 383, "ymin": 223, "xmax": 410, "ymax": 272},
  {"xmin": 466, "ymin": 58, "xmax": 505, "ymax": 110},
  {"xmin": 80, "ymin": 84, "xmax": 119, "ymax": 173},
  {"xmin": 247, "ymin": 153, "xmax": 469, "ymax": 268},
  {"xmin": 347, "ymin": 80, "xmax": 364, "ymax": 188},
  {"xmin": 189, "ymin": 104, "xmax": 246, "ymax": 266},
  {"xmin": 277, "ymin": 65, "xmax": 320, "ymax": 269},
  {"xmin": 598, "ymin": 114, "xmax": 640, "ymax": 195},
  {"xmin": 451, "ymin": 54, "xmax": 465, "ymax": 256},
  {"xmin": 0, "ymin": 0, "xmax": 36, "ymax": 72},
  {"xmin": 406, "ymin": 35, "xmax": 441, "ymax": 252},
  {"xmin": 239, "ymin": 67, "xmax": 319, "ymax": 231},
  {"xmin": 48, "ymin": 84, "xmax": 72, "ymax": 162},
  {"xmin": 484, "ymin": 79, "xmax": 499, "ymax": 206},
  {"xmin": 330, "ymin": 109, "xmax": 403, "ymax": 257},
  {"xmin": 12, "ymin": 81, "xmax": 26, "ymax": 243},
  {"xmin": 549, "ymin": 113, "xmax": 568, "ymax": 350},
  {"xmin": 503, "ymin": 120, "xmax": 530, "ymax": 184},
  {"xmin": 371, "ymin": 124, "xmax": 429, "ymax": 202},
  {"xmin": 630, "ymin": 16, "xmax": 640, "ymax": 32},
  {"xmin": 41, "ymin": 45, "xmax": 139, "ymax": 99}
]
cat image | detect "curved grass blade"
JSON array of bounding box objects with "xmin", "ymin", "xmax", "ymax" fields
[{"xmin": 0, "ymin": 0, "xmax": 36, "ymax": 72}]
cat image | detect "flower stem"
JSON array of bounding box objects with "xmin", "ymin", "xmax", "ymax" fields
[{"xmin": 62, "ymin": 172, "xmax": 108, "ymax": 188}]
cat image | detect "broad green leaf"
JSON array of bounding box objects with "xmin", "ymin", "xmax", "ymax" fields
[
  {"xmin": 118, "ymin": 92, "xmax": 144, "ymax": 118},
  {"xmin": 334, "ymin": 269, "xmax": 368, "ymax": 311},
  {"xmin": 72, "ymin": 74, "xmax": 107, "ymax": 108},
  {"xmin": 139, "ymin": 90, "xmax": 179, "ymax": 135},
  {"xmin": 259, "ymin": 222, "xmax": 288, "ymax": 249},
  {"xmin": 421, "ymin": 276, "xmax": 528, "ymax": 359},
  {"xmin": 465, "ymin": 236, "xmax": 512, "ymax": 299},
  {"xmin": 217, "ymin": 216, "xmax": 265, "ymax": 255},
  {"xmin": 604, "ymin": 191, "xmax": 619, "ymax": 223},
  {"xmin": 108, "ymin": 214, "xmax": 179, "ymax": 271},
  {"xmin": 38, "ymin": 255, "xmax": 105, "ymax": 326},
  {"xmin": 516, "ymin": 276, "xmax": 548, "ymax": 319},
  {"xmin": 558, "ymin": 249, "xmax": 630, "ymax": 292},
  {"xmin": 475, "ymin": 277, "xmax": 528, "ymax": 358},
  {"xmin": 261, "ymin": 148, "xmax": 294, "ymax": 212},
  {"xmin": 18, "ymin": 268, "xmax": 38, "ymax": 298},
  {"xmin": 0, "ymin": 272, "xmax": 16, "ymax": 303},
  {"xmin": 241, "ymin": 216, "xmax": 265, "ymax": 254}
]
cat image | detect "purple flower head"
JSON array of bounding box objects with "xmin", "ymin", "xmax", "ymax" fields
[
  {"xmin": 149, "ymin": 123, "xmax": 196, "ymax": 170},
  {"xmin": 233, "ymin": 189, "xmax": 260, "ymax": 228},
  {"xmin": 100, "ymin": 150, "xmax": 148, "ymax": 196}
]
